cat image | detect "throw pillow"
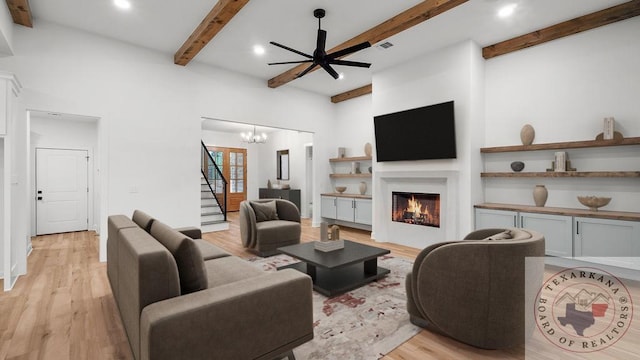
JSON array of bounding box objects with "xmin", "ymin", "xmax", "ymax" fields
[
  {"xmin": 483, "ymin": 230, "xmax": 513, "ymax": 241},
  {"xmin": 150, "ymin": 220, "xmax": 208, "ymax": 294},
  {"xmin": 251, "ymin": 201, "xmax": 279, "ymax": 222}
]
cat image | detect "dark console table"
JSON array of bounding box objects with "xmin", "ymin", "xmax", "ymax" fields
[{"xmin": 259, "ymin": 188, "xmax": 301, "ymax": 210}]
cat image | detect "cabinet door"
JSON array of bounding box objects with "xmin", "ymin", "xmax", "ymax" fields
[
  {"xmin": 475, "ymin": 208, "xmax": 518, "ymax": 229},
  {"xmin": 336, "ymin": 198, "xmax": 355, "ymax": 222},
  {"xmin": 520, "ymin": 212, "xmax": 573, "ymax": 257},
  {"xmin": 575, "ymin": 217, "xmax": 640, "ymax": 269},
  {"xmin": 321, "ymin": 196, "xmax": 337, "ymax": 219},
  {"xmin": 354, "ymin": 199, "xmax": 372, "ymax": 225}
]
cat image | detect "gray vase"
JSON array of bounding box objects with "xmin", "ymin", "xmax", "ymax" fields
[{"xmin": 533, "ymin": 185, "xmax": 548, "ymax": 207}]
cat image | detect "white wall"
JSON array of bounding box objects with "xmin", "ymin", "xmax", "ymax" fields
[
  {"xmin": 255, "ymin": 129, "xmax": 313, "ymax": 217},
  {"xmin": 0, "ymin": 21, "xmax": 336, "ymax": 261},
  {"xmin": 0, "ymin": 3, "xmax": 13, "ymax": 56},
  {"xmin": 370, "ymin": 40, "xmax": 485, "ymax": 247},
  {"xmin": 485, "ymin": 17, "xmax": 640, "ymax": 212},
  {"xmin": 30, "ymin": 115, "xmax": 99, "ymax": 235}
]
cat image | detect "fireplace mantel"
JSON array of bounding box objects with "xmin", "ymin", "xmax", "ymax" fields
[{"xmin": 372, "ymin": 170, "xmax": 460, "ymax": 248}]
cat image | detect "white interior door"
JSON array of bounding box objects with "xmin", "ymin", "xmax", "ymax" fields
[{"xmin": 36, "ymin": 148, "xmax": 88, "ymax": 235}]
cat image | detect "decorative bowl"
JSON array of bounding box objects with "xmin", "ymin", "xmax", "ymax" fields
[
  {"xmin": 335, "ymin": 186, "xmax": 347, "ymax": 194},
  {"xmin": 510, "ymin": 161, "xmax": 525, "ymax": 172},
  {"xmin": 577, "ymin": 196, "xmax": 611, "ymax": 211}
]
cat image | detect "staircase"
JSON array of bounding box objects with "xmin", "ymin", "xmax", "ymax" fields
[
  {"xmin": 201, "ymin": 177, "xmax": 228, "ymax": 232},
  {"xmin": 201, "ymin": 141, "xmax": 229, "ymax": 232}
]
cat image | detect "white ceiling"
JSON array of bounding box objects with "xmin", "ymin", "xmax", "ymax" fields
[{"xmin": 27, "ymin": 0, "xmax": 628, "ymax": 97}]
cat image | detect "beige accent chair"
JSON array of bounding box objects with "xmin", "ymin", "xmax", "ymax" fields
[
  {"xmin": 405, "ymin": 228, "xmax": 545, "ymax": 349},
  {"xmin": 240, "ymin": 199, "xmax": 301, "ymax": 256}
]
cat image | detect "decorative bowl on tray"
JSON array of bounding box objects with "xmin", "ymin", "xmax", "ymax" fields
[
  {"xmin": 577, "ymin": 196, "xmax": 611, "ymax": 211},
  {"xmin": 335, "ymin": 186, "xmax": 347, "ymax": 194}
]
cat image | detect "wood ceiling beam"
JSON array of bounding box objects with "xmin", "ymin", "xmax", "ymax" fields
[
  {"xmin": 5, "ymin": 0, "xmax": 33, "ymax": 27},
  {"xmin": 174, "ymin": 0, "xmax": 250, "ymax": 66},
  {"xmin": 268, "ymin": 0, "xmax": 469, "ymax": 89},
  {"xmin": 483, "ymin": 0, "xmax": 640, "ymax": 59},
  {"xmin": 331, "ymin": 84, "xmax": 372, "ymax": 103}
]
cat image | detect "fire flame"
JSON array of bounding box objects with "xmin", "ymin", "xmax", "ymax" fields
[{"xmin": 406, "ymin": 196, "xmax": 429, "ymax": 218}]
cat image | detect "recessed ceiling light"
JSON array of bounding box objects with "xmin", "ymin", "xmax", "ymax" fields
[
  {"xmin": 253, "ymin": 45, "xmax": 265, "ymax": 56},
  {"xmin": 114, "ymin": 0, "xmax": 131, "ymax": 10},
  {"xmin": 497, "ymin": 4, "xmax": 517, "ymax": 18}
]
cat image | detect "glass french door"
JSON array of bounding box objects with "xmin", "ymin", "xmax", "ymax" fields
[{"xmin": 207, "ymin": 146, "xmax": 247, "ymax": 212}]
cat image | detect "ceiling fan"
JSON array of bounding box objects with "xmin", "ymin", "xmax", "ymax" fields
[{"xmin": 268, "ymin": 8, "xmax": 372, "ymax": 80}]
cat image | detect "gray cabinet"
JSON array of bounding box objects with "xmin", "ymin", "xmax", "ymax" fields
[
  {"xmin": 475, "ymin": 208, "xmax": 572, "ymax": 257},
  {"xmin": 520, "ymin": 212, "xmax": 573, "ymax": 257},
  {"xmin": 575, "ymin": 217, "xmax": 640, "ymax": 269},
  {"xmin": 475, "ymin": 207, "xmax": 640, "ymax": 268},
  {"xmin": 321, "ymin": 195, "xmax": 372, "ymax": 226},
  {"xmin": 321, "ymin": 196, "xmax": 337, "ymax": 219},
  {"xmin": 259, "ymin": 188, "xmax": 301, "ymax": 210}
]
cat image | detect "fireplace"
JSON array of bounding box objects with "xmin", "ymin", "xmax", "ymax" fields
[{"xmin": 392, "ymin": 192, "xmax": 440, "ymax": 228}]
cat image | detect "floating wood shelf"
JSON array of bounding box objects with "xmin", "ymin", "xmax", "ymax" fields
[
  {"xmin": 330, "ymin": 173, "xmax": 372, "ymax": 179},
  {"xmin": 480, "ymin": 136, "xmax": 640, "ymax": 153},
  {"xmin": 329, "ymin": 156, "xmax": 372, "ymax": 162},
  {"xmin": 481, "ymin": 171, "xmax": 640, "ymax": 178},
  {"xmin": 475, "ymin": 203, "xmax": 640, "ymax": 222},
  {"xmin": 321, "ymin": 193, "xmax": 372, "ymax": 199}
]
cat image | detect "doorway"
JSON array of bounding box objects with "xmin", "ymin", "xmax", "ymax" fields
[
  {"xmin": 206, "ymin": 146, "xmax": 247, "ymax": 212},
  {"xmin": 35, "ymin": 148, "xmax": 89, "ymax": 235}
]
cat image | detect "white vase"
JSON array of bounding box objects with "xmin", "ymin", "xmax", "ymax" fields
[
  {"xmin": 359, "ymin": 181, "xmax": 367, "ymax": 195},
  {"xmin": 533, "ymin": 185, "xmax": 548, "ymax": 207}
]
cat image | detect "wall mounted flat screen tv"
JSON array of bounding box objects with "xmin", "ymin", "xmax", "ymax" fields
[{"xmin": 374, "ymin": 100, "xmax": 456, "ymax": 161}]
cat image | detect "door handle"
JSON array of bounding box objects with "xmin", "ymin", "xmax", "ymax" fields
[{"xmin": 37, "ymin": 196, "xmax": 43, "ymax": 200}]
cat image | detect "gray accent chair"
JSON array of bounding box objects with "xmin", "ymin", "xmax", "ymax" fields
[
  {"xmin": 239, "ymin": 199, "xmax": 302, "ymax": 256},
  {"xmin": 405, "ymin": 228, "xmax": 545, "ymax": 349}
]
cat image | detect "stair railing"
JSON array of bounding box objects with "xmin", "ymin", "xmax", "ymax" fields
[{"xmin": 201, "ymin": 141, "xmax": 227, "ymax": 222}]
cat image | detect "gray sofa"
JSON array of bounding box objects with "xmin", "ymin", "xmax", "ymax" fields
[
  {"xmin": 107, "ymin": 210, "xmax": 313, "ymax": 360},
  {"xmin": 239, "ymin": 199, "xmax": 301, "ymax": 256},
  {"xmin": 405, "ymin": 228, "xmax": 545, "ymax": 349}
]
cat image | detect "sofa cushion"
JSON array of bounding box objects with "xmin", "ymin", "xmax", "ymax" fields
[
  {"xmin": 483, "ymin": 230, "xmax": 513, "ymax": 240},
  {"xmin": 194, "ymin": 239, "xmax": 231, "ymax": 260},
  {"xmin": 204, "ymin": 256, "xmax": 265, "ymax": 288},
  {"xmin": 150, "ymin": 220, "xmax": 208, "ymax": 294},
  {"xmin": 254, "ymin": 220, "xmax": 301, "ymax": 246},
  {"xmin": 132, "ymin": 210, "xmax": 155, "ymax": 232},
  {"xmin": 251, "ymin": 201, "xmax": 279, "ymax": 222}
]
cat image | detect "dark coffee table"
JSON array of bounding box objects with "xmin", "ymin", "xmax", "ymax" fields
[{"xmin": 277, "ymin": 240, "xmax": 391, "ymax": 296}]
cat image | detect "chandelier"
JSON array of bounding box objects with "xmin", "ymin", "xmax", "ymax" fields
[{"xmin": 241, "ymin": 125, "xmax": 267, "ymax": 144}]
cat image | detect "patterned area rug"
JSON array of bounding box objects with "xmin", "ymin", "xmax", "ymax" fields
[{"xmin": 248, "ymin": 254, "xmax": 420, "ymax": 360}]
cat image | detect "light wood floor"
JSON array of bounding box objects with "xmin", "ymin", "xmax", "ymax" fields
[{"xmin": 2, "ymin": 213, "xmax": 638, "ymax": 359}]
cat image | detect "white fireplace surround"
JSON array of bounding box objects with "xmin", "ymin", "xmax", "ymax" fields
[{"xmin": 373, "ymin": 170, "xmax": 459, "ymax": 249}]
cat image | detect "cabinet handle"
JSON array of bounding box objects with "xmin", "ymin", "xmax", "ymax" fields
[
  {"xmin": 513, "ymin": 216, "xmax": 517, "ymax": 227},
  {"xmin": 576, "ymin": 221, "xmax": 579, "ymax": 235},
  {"xmin": 520, "ymin": 216, "xmax": 523, "ymax": 227}
]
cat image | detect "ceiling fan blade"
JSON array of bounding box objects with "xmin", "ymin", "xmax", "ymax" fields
[
  {"xmin": 329, "ymin": 59, "xmax": 371, "ymax": 68},
  {"xmin": 268, "ymin": 60, "xmax": 313, "ymax": 65},
  {"xmin": 317, "ymin": 29, "xmax": 327, "ymax": 52},
  {"xmin": 269, "ymin": 41, "xmax": 312, "ymax": 59},
  {"xmin": 320, "ymin": 62, "xmax": 339, "ymax": 79},
  {"xmin": 327, "ymin": 41, "xmax": 371, "ymax": 60},
  {"xmin": 297, "ymin": 63, "xmax": 318, "ymax": 78}
]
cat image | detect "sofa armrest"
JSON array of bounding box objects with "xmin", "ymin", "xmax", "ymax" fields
[
  {"xmin": 140, "ymin": 269, "xmax": 313, "ymax": 360},
  {"xmin": 175, "ymin": 226, "xmax": 202, "ymax": 240}
]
